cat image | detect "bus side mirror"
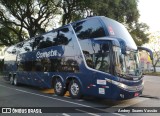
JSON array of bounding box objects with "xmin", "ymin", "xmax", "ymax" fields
[
  {"xmin": 118, "ymin": 39, "xmax": 126, "ymax": 54},
  {"xmin": 138, "ymin": 46, "xmax": 153, "ymax": 60}
]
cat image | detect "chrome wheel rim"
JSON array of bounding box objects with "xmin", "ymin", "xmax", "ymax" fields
[
  {"xmin": 71, "ymin": 83, "xmax": 79, "ymax": 96},
  {"xmin": 55, "ymin": 82, "xmax": 62, "ymax": 93}
]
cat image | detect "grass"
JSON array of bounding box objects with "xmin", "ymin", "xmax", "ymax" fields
[{"xmin": 144, "ymin": 72, "xmax": 160, "ymax": 76}]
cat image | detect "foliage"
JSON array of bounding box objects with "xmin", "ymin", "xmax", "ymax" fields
[
  {"xmin": 0, "ymin": 0, "xmax": 60, "ymax": 45},
  {"xmin": 88, "ymin": 0, "xmax": 139, "ymax": 24},
  {"xmin": 130, "ymin": 23, "xmax": 150, "ymax": 46},
  {"xmin": 0, "ymin": 25, "xmax": 27, "ymax": 46},
  {"xmin": 57, "ymin": 0, "xmax": 89, "ymax": 25},
  {"xmin": 0, "ymin": 0, "xmax": 150, "ymax": 46},
  {"xmin": 60, "ymin": 0, "xmax": 150, "ymax": 46},
  {"xmin": 145, "ymin": 31, "xmax": 160, "ymax": 72}
]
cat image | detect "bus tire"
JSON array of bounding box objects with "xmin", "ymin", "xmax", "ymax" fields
[
  {"xmin": 13, "ymin": 76, "xmax": 18, "ymax": 86},
  {"xmin": 10, "ymin": 76, "xmax": 14, "ymax": 85},
  {"xmin": 68, "ymin": 79, "xmax": 82, "ymax": 99},
  {"xmin": 54, "ymin": 78, "xmax": 65, "ymax": 96}
]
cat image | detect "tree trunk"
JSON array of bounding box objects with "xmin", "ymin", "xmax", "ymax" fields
[{"xmin": 153, "ymin": 66, "xmax": 156, "ymax": 72}]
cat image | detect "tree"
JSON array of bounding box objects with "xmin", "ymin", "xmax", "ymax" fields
[
  {"xmin": 0, "ymin": 0, "xmax": 149, "ymax": 46},
  {"xmin": 130, "ymin": 23, "xmax": 150, "ymax": 46},
  {"xmin": 59, "ymin": 0, "xmax": 149, "ymax": 46},
  {"xmin": 0, "ymin": 0, "xmax": 60, "ymax": 45},
  {"xmin": 57, "ymin": 0, "xmax": 89, "ymax": 26},
  {"xmin": 147, "ymin": 32, "xmax": 160, "ymax": 72},
  {"xmin": 0, "ymin": 25, "xmax": 27, "ymax": 46}
]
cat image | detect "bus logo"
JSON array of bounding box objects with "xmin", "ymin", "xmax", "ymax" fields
[{"xmin": 36, "ymin": 50, "xmax": 60, "ymax": 59}]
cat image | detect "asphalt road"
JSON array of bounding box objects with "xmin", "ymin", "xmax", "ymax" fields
[{"xmin": 0, "ymin": 75, "xmax": 160, "ymax": 116}]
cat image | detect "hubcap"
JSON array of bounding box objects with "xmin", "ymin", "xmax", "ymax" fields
[
  {"xmin": 71, "ymin": 83, "xmax": 79, "ymax": 96},
  {"xmin": 55, "ymin": 82, "xmax": 62, "ymax": 93}
]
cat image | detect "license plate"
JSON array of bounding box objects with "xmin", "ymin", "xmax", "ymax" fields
[{"xmin": 134, "ymin": 92, "xmax": 139, "ymax": 97}]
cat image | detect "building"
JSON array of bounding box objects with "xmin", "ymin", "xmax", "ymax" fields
[{"xmin": 139, "ymin": 51, "xmax": 152, "ymax": 72}]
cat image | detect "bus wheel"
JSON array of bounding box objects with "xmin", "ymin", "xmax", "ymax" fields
[
  {"xmin": 13, "ymin": 76, "xmax": 18, "ymax": 86},
  {"xmin": 68, "ymin": 80, "xmax": 82, "ymax": 99},
  {"xmin": 54, "ymin": 78, "xmax": 65, "ymax": 96},
  {"xmin": 10, "ymin": 76, "xmax": 14, "ymax": 85}
]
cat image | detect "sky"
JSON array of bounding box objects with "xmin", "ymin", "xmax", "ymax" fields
[{"xmin": 138, "ymin": 0, "xmax": 160, "ymax": 32}]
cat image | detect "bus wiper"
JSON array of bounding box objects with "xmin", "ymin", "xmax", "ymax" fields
[
  {"xmin": 117, "ymin": 73, "xmax": 126, "ymax": 78},
  {"xmin": 128, "ymin": 73, "xmax": 134, "ymax": 76}
]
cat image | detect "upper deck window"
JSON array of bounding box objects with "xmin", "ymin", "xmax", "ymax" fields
[
  {"xmin": 33, "ymin": 26, "xmax": 72, "ymax": 50},
  {"xmin": 102, "ymin": 17, "xmax": 137, "ymax": 50},
  {"xmin": 73, "ymin": 18, "xmax": 106, "ymax": 40}
]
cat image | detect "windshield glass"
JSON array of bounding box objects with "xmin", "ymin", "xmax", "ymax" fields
[
  {"xmin": 114, "ymin": 47, "xmax": 142, "ymax": 79},
  {"xmin": 102, "ymin": 17, "xmax": 137, "ymax": 50}
]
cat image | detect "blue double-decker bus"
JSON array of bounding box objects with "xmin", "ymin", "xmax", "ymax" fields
[{"xmin": 3, "ymin": 16, "xmax": 152, "ymax": 100}]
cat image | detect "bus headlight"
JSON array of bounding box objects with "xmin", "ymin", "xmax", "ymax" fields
[
  {"xmin": 111, "ymin": 80, "xmax": 128, "ymax": 89},
  {"xmin": 105, "ymin": 78, "xmax": 143, "ymax": 92},
  {"xmin": 142, "ymin": 80, "xmax": 144, "ymax": 85}
]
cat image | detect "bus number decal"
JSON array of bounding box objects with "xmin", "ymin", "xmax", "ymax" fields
[
  {"xmin": 99, "ymin": 88, "xmax": 105, "ymax": 94},
  {"xmin": 97, "ymin": 80, "xmax": 106, "ymax": 85}
]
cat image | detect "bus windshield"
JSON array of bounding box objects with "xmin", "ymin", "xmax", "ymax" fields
[
  {"xmin": 102, "ymin": 17, "xmax": 137, "ymax": 50},
  {"xmin": 114, "ymin": 47, "xmax": 142, "ymax": 79}
]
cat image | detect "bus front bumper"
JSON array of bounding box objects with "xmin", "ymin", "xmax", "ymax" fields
[{"xmin": 105, "ymin": 78, "xmax": 144, "ymax": 100}]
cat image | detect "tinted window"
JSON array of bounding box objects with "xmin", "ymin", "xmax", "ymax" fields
[
  {"xmin": 102, "ymin": 17, "xmax": 137, "ymax": 50},
  {"xmin": 73, "ymin": 18, "xmax": 106, "ymax": 39},
  {"xmin": 20, "ymin": 39, "xmax": 33, "ymax": 53},
  {"xmin": 34, "ymin": 32, "xmax": 56, "ymax": 50},
  {"xmin": 18, "ymin": 61, "xmax": 33, "ymax": 71},
  {"xmin": 6, "ymin": 44, "xmax": 21, "ymax": 55},
  {"xmin": 20, "ymin": 58, "xmax": 79, "ymax": 72},
  {"xmin": 15, "ymin": 43, "xmax": 24, "ymax": 54},
  {"xmin": 80, "ymin": 40, "xmax": 111, "ymax": 73},
  {"xmin": 6, "ymin": 46, "xmax": 16, "ymax": 54},
  {"xmin": 53, "ymin": 27, "xmax": 72, "ymax": 46},
  {"xmin": 34, "ymin": 26, "xmax": 72, "ymax": 50}
]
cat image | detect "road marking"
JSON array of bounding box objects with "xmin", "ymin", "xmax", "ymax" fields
[
  {"xmin": 0, "ymin": 84, "xmax": 91, "ymax": 107},
  {"xmin": 62, "ymin": 113, "xmax": 70, "ymax": 116},
  {"xmin": 112, "ymin": 97, "xmax": 149, "ymax": 107},
  {"xmin": 0, "ymin": 84, "xmax": 126, "ymax": 116},
  {"xmin": 112, "ymin": 113, "xmax": 126, "ymax": 116},
  {"xmin": 75, "ymin": 109, "xmax": 100, "ymax": 116},
  {"xmin": 0, "ymin": 85, "xmax": 109, "ymax": 113},
  {"xmin": 77, "ymin": 99, "xmax": 84, "ymax": 101},
  {"xmin": 53, "ymin": 94, "xmax": 58, "ymax": 96}
]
